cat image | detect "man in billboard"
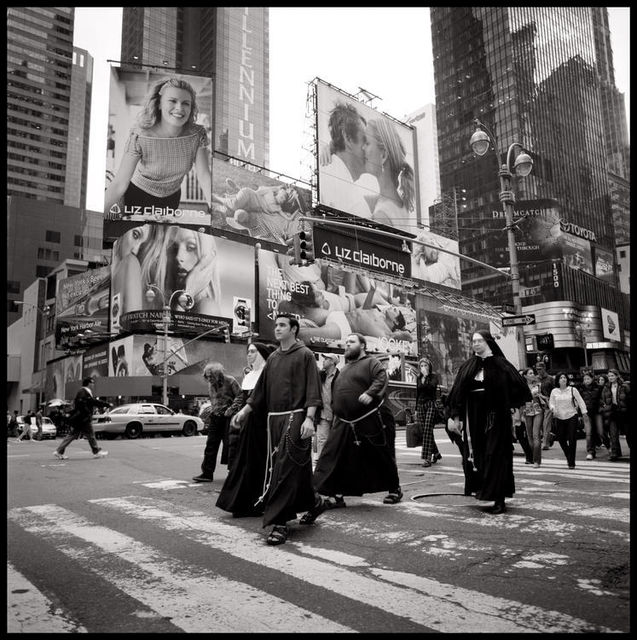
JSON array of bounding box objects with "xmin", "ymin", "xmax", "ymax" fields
[{"xmin": 320, "ymin": 102, "xmax": 376, "ymax": 219}]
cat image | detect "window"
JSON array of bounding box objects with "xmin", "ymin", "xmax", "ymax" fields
[
  {"xmin": 74, "ymin": 235, "xmax": 84, "ymax": 247},
  {"xmin": 45, "ymin": 230, "xmax": 61, "ymax": 243},
  {"xmin": 36, "ymin": 265, "xmax": 52, "ymax": 277}
]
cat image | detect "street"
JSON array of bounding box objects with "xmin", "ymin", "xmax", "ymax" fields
[{"xmin": 7, "ymin": 429, "xmax": 630, "ymax": 633}]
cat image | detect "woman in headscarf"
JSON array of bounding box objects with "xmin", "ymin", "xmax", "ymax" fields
[
  {"xmin": 216, "ymin": 342, "xmax": 274, "ymax": 517},
  {"xmin": 446, "ymin": 330, "xmax": 531, "ymax": 514},
  {"xmin": 416, "ymin": 357, "xmax": 442, "ymax": 467}
]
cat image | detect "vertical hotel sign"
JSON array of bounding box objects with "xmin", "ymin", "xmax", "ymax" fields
[{"xmin": 223, "ymin": 7, "xmax": 266, "ymax": 166}]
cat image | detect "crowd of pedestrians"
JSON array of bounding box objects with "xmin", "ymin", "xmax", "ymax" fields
[{"xmin": 8, "ymin": 310, "xmax": 631, "ymax": 544}]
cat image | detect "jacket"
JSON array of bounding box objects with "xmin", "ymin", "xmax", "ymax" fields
[
  {"xmin": 577, "ymin": 383, "xmax": 601, "ymax": 415},
  {"xmin": 71, "ymin": 387, "xmax": 111, "ymax": 429},
  {"xmin": 599, "ymin": 381, "xmax": 629, "ymax": 418}
]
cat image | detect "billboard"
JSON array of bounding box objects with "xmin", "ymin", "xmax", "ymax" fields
[
  {"xmin": 316, "ymin": 80, "xmax": 419, "ymax": 234},
  {"xmin": 110, "ymin": 224, "xmax": 255, "ymax": 334},
  {"xmin": 594, "ymin": 246, "xmax": 616, "ymax": 283},
  {"xmin": 82, "ymin": 345, "xmax": 109, "ymax": 380},
  {"xmin": 258, "ymin": 248, "xmax": 418, "ymax": 355},
  {"xmin": 410, "ymin": 229, "xmax": 461, "ymax": 289},
  {"xmin": 210, "ymin": 158, "xmax": 311, "ymax": 244},
  {"xmin": 104, "ymin": 67, "xmax": 213, "ymax": 244},
  {"xmin": 55, "ymin": 266, "xmax": 111, "ymax": 349},
  {"xmin": 108, "ymin": 334, "xmax": 233, "ymax": 378}
]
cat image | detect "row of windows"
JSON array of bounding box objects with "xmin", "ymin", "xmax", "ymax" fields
[{"xmin": 37, "ymin": 248, "xmax": 60, "ymax": 262}]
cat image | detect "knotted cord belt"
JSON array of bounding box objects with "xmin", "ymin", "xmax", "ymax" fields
[
  {"xmin": 256, "ymin": 408, "xmax": 305, "ymax": 508},
  {"xmin": 334, "ymin": 400, "xmax": 385, "ymax": 446}
]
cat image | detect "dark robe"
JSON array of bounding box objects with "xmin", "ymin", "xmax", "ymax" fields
[
  {"xmin": 313, "ymin": 355, "xmax": 400, "ymax": 496},
  {"xmin": 246, "ymin": 341, "xmax": 322, "ymax": 527},
  {"xmin": 447, "ymin": 351, "xmax": 531, "ymax": 501}
]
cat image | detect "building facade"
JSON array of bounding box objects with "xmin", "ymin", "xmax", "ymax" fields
[
  {"xmin": 120, "ymin": 6, "xmax": 269, "ymax": 167},
  {"xmin": 7, "ymin": 8, "xmax": 92, "ymax": 209},
  {"xmin": 430, "ymin": 7, "xmax": 630, "ymax": 373}
]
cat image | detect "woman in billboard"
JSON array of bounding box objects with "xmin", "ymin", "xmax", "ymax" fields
[
  {"xmin": 111, "ymin": 225, "xmax": 152, "ymax": 317},
  {"xmin": 140, "ymin": 226, "xmax": 221, "ymax": 316},
  {"xmin": 363, "ymin": 118, "xmax": 415, "ymax": 228},
  {"xmin": 104, "ymin": 76, "xmax": 212, "ymax": 216}
]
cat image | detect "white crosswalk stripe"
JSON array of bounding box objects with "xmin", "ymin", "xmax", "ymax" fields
[{"xmin": 8, "ymin": 491, "xmax": 622, "ymax": 634}]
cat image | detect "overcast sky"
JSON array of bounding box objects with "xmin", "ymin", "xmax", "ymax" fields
[{"xmin": 74, "ymin": 7, "xmax": 630, "ymax": 212}]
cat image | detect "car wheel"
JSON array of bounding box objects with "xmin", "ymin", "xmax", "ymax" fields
[
  {"xmin": 125, "ymin": 422, "xmax": 143, "ymax": 439},
  {"xmin": 182, "ymin": 421, "xmax": 197, "ymax": 437}
]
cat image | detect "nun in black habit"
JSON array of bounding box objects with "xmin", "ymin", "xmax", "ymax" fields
[{"xmin": 446, "ymin": 330, "xmax": 531, "ymax": 514}]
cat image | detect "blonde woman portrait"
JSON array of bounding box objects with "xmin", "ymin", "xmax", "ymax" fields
[{"xmin": 104, "ymin": 76, "xmax": 211, "ymax": 215}]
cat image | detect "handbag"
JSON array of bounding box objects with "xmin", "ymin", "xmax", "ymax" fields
[{"xmin": 404, "ymin": 408, "xmax": 422, "ymax": 448}]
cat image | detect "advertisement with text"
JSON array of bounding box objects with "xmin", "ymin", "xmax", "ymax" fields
[
  {"xmin": 316, "ymin": 80, "xmax": 419, "ymax": 234},
  {"xmin": 110, "ymin": 224, "xmax": 255, "ymax": 335},
  {"xmin": 55, "ymin": 266, "xmax": 111, "ymax": 350},
  {"xmin": 104, "ymin": 67, "xmax": 213, "ymax": 244},
  {"xmin": 410, "ymin": 229, "xmax": 461, "ymax": 289},
  {"xmin": 257, "ymin": 248, "xmax": 418, "ymax": 355}
]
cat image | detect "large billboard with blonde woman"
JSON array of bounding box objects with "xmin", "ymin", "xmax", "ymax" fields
[
  {"xmin": 104, "ymin": 67, "xmax": 213, "ymax": 244},
  {"xmin": 315, "ymin": 80, "xmax": 419, "ymax": 234},
  {"xmin": 110, "ymin": 224, "xmax": 255, "ymax": 335}
]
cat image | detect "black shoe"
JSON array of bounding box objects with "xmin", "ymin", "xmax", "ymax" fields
[
  {"xmin": 383, "ymin": 488, "xmax": 403, "ymax": 504},
  {"xmin": 491, "ymin": 501, "xmax": 506, "ymax": 514},
  {"xmin": 299, "ymin": 497, "xmax": 327, "ymax": 525},
  {"xmin": 192, "ymin": 474, "xmax": 213, "ymax": 482},
  {"xmin": 324, "ymin": 496, "xmax": 346, "ymax": 510},
  {"xmin": 431, "ymin": 452, "xmax": 442, "ymax": 464}
]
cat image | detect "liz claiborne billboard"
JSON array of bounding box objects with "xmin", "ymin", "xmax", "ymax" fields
[
  {"xmin": 315, "ymin": 80, "xmax": 420, "ymax": 235},
  {"xmin": 103, "ymin": 67, "xmax": 214, "ymax": 244}
]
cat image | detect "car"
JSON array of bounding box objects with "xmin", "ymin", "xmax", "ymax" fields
[
  {"xmin": 93, "ymin": 403, "xmax": 204, "ymax": 440},
  {"xmin": 15, "ymin": 416, "xmax": 57, "ymax": 440}
]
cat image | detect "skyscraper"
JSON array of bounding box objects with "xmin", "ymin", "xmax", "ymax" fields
[
  {"xmin": 120, "ymin": 7, "xmax": 269, "ymax": 167},
  {"xmin": 431, "ymin": 7, "xmax": 630, "ymax": 372},
  {"xmin": 7, "ymin": 8, "xmax": 92, "ymax": 209}
]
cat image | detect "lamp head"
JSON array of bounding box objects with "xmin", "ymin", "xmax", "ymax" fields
[
  {"xmin": 469, "ymin": 129, "xmax": 490, "ymax": 156},
  {"xmin": 513, "ymin": 151, "xmax": 533, "ymax": 177}
]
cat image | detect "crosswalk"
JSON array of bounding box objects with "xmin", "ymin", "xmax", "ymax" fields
[{"xmin": 7, "ymin": 444, "xmax": 629, "ymax": 633}]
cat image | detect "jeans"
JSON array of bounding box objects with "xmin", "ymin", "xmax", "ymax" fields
[
  {"xmin": 315, "ymin": 418, "xmax": 332, "ymax": 460},
  {"xmin": 515, "ymin": 421, "xmax": 533, "ymax": 463},
  {"xmin": 541, "ymin": 407, "xmax": 554, "ymax": 448},
  {"xmin": 554, "ymin": 415, "xmax": 578, "ymax": 467},
  {"xmin": 585, "ymin": 413, "xmax": 608, "ymax": 455},
  {"xmin": 606, "ymin": 412, "xmax": 623, "ymax": 459},
  {"xmin": 524, "ymin": 411, "xmax": 543, "ymax": 464},
  {"xmin": 201, "ymin": 414, "xmax": 230, "ymax": 478},
  {"xmin": 57, "ymin": 424, "xmax": 101, "ymax": 455}
]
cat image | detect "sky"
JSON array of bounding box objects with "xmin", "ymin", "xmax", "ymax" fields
[{"xmin": 73, "ymin": 7, "xmax": 630, "ymax": 212}]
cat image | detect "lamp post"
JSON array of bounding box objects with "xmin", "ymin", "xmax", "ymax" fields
[
  {"xmin": 145, "ymin": 286, "xmax": 194, "ymax": 406},
  {"xmin": 470, "ymin": 118, "xmax": 533, "ymax": 368}
]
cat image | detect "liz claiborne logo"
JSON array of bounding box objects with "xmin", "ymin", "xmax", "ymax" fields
[
  {"xmin": 108, "ymin": 203, "xmax": 209, "ymax": 219},
  {"xmin": 319, "ymin": 242, "xmax": 406, "ymax": 276}
]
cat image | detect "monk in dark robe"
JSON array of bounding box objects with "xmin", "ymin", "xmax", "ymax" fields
[
  {"xmin": 301, "ymin": 333, "xmax": 403, "ymax": 523},
  {"xmin": 232, "ymin": 313, "xmax": 324, "ymax": 545},
  {"xmin": 446, "ymin": 330, "xmax": 531, "ymax": 514}
]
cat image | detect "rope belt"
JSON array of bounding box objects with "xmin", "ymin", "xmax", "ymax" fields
[
  {"xmin": 256, "ymin": 408, "xmax": 305, "ymax": 508},
  {"xmin": 334, "ymin": 400, "xmax": 384, "ymax": 446}
]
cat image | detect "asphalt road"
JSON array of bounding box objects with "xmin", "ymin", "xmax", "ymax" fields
[{"xmin": 7, "ymin": 429, "xmax": 630, "ymax": 633}]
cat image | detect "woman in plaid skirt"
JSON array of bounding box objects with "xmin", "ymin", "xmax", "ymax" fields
[{"xmin": 416, "ymin": 357, "xmax": 442, "ymax": 467}]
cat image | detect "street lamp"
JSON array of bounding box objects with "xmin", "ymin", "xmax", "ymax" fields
[
  {"xmin": 470, "ymin": 118, "xmax": 533, "ymax": 367},
  {"xmin": 145, "ymin": 285, "xmax": 194, "ymax": 406}
]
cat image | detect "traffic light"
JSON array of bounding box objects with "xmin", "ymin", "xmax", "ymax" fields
[
  {"xmin": 284, "ymin": 233, "xmax": 301, "ymax": 265},
  {"xmin": 298, "ymin": 223, "xmax": 315, "ymax": 264}
]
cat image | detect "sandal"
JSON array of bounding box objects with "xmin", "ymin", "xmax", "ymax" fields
[
  {"xmin": 324, "ymin": 496, "xmax": 346, "ymax": 510},
  {"xmin": 266, "ymin": 524, "xmax": 289, "ymax": 545},
  {"xmin": 299, "ymin": 497, "xmax": 327, "ymax": 525},
  {"xmin": 382, "ymin": 488, "xmax": 403, "ymax": 504}
]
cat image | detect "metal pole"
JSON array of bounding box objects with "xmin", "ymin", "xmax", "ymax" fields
[
  {"xmin": 499, "ymin": 167, "xmax": 527, "ymax": 369},
  {"xmin": 162, "ymin": 305, "xmax": 169, "ymax": 406}
]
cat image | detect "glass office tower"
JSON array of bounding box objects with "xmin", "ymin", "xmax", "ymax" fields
[{"xmin": 431, "ymin": 7, "xmax": 629, "ymax": 372}]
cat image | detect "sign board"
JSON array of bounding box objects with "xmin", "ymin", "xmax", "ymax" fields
[
  {"xmin": 501, "ymin": 314, "xmax": 536, "ymax": 327},
  {"xmin": 537, "ymin": 333, "xmax": 554, "ymax": 350}
]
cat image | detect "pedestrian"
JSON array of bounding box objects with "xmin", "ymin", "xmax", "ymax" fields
[
  {"xmin": 446, "ymin": 330, "xmax": 531, "ymax": 514},
  {"xmin": 416, "ymin": 356, "xmax": 442, "ymax": 468},
  {"xmin": 53, "ymin": 377, "xmax": 111, "ymax": 459},
  {"xmin": 599, "ymin": 369, "xmax": 629, "ymax": 461},
  {"xmin": 520, "ymin": 367, "xmax": 548, "ymax": 468},
  {"xmin": 34, "ymin": 408, "xmax": 44, "ymax": 440},
  {"xmin": 535, "ymin": 361, "xmax": 555, "ymax": 450},
  {"xmin": 512, "ymin": 404, "xmax": 533, "ymax": 465},
  {"xmin": 16, "ymin": 410, "xmax": 35, "ymax": 442},
  {"xmin": 192, "ymin": 362, "xmax": 242, "ymax": 483},
  {"xmin": 231, "ymin": 313, "xmax": 324, "ymax": 546},
  {"xmin": 315, "ymin": 353, "xmax": 340, "ymax": 463},
  {"xmin": 548, "ymin": 372, "xmax": 588, "ymax": 469},
  {"xmin": 578, "ymin": 370, "xmax": 607, "ymax": 459},
  {"xmin": 216, "ymin": 342, "xmax": 274, "ymax": 517},
  {"xmin": 8, "ymin": 410, "xmax": 19, "ymax": 438},
  {"xmin": 302, "ymin": 332, "xmax": 404, "ymax": 523}
]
